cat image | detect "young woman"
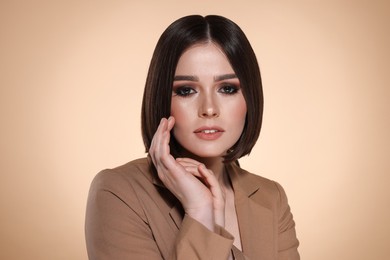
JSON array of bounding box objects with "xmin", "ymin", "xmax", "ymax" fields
[{"xmin": 85, "ymin": 15, "xmax": 300, "ymax": 259}]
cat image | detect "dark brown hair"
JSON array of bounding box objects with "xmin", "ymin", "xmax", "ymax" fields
[{"xmin": 141, "ymin": 15, "xmax": 263, "ymax": 163}]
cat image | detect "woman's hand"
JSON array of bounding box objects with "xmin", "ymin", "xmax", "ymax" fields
[
  {"xmin": 176, "ymin": 157, "xmax": 226, "ymax": 228},
  {"xmin": 149, "ymin": 117, "xmax": 224, "ymax": 231}
]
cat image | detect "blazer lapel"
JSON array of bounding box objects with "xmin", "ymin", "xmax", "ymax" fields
[
  {"xmin": 169, "ymin": 201, "xmax": 184, "ymax": 229},
  {"xmin": 228, "ymin": 164, "xmax": 274, "ymax": 259}
]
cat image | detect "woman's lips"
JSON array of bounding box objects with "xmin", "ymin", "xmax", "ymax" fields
[{"xmin": 194, "ymin": 127, "xmax": 224, "ymax": 140}]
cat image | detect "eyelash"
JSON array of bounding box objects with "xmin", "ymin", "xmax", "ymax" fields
[
  {"xmin": 173, "ymin": 86, "xmax": 196, "ymax": 97},
  {"xmin": 218, "ymin": 84, "xmax": 240, "ymax": 95},
  {"xmin": 173, "ymin": 84, "xmax": 240, "ymax": 97}
]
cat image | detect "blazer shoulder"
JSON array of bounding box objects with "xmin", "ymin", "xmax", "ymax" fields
[
  {"xmin": 89, "ymin": 157, "xmax": 156, "ymax": 206},
  {"xmin": 91, "ymin": 157, "xmax": 153, "ymax": 188},
  {"xmin": 87, "ymin": 157, "xmax": 155, "ymax": 220}
]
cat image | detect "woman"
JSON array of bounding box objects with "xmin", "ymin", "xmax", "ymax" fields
[{"xmin": 85, "ymin": 15, "xmax": 300, "ymax": 259}]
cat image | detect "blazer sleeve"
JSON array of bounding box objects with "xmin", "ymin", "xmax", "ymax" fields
[
  {"xmin": 173, "ymin": 215, "xmax": 234, "ymax": 259},
  {"xmin": 85, "ymin": 169, "xmax": 235, "ymax": 260},
  {"xmin": 275, "ymin": 182, "xmax": 300, "ymax": 260}
]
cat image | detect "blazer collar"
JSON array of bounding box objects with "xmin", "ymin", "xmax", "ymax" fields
[{"xmin": 226, "ymin": 162, "xmax": 260, "ymax": 197}]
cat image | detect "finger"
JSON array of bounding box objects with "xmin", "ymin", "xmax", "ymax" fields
[
  {"xmin": 149, "ymin": 118, "xmax": 167, "ymax": 164},
  {"xmin": 167, "ymin": 116, "xmax": 175, "ymax": 131},
  {"xmin": 176, "ymin": 157, "xmax": 202, "ymax": 166},
  {"xmin": 176, "ymin": 157, "xmax": 202, "ymax": 165},
  {"xmin": 179, "ymin": 165, "xmax": 202, "ymax": 178},
  {"xmin": 198, "ymin": 165, "xmax": 224, "ymax": 200},
  {"xmin": 151, "ymin": 118, "xmax": 173, "ymax": 170},
  {"xmin": 176, "ymin": 158, "xmax": 202, "ymax": 177},
  {"xmin": 198, "ymin": 165, "xmax": 216, "ymax": 186},
  {"xmin": 159, "ymin": 119, "xmax": 176, "ymax": 169},
  {"xmin": 176, "ymin": 160, "xmax": 200, "ymax": 168},
  {"xmin": 198, "ymin": 165, "xmax": 225, "ymax": 226}
]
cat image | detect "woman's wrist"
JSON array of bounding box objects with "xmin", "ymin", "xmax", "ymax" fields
[
  {"xmin": 214, "ymin": 208, "xmax": 225, "ymax": 228},
  {"xmin": 185, "ymin": 206, "xmax": 216, "ymax": 232}
]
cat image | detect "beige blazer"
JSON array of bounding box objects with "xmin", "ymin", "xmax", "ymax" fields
[{"xmin": 85, "ymin": 157, "xmax": 300, "ymax": 259}]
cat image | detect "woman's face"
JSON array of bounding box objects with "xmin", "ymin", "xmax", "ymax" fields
[{"xmin": 171, "ymin": 43, "xmax": 247, "ymax": 159}]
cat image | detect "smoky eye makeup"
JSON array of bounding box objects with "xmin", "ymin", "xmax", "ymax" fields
[
  {"xmin": 218, "ymin": 84, "xmax": 240, "ymax": 94},
  {"xmin": 172, "ymin": 85, "xmax": 197, "ymax": 97}
]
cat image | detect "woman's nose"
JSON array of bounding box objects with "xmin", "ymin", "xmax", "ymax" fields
[{"xmin": 198, "ymin": 94, "xmax": 219, "ymax": 118}]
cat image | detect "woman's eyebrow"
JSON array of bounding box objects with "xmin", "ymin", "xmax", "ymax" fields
[
  {"xmin": 173, "ymin": 74, "xmax": 237, "ymax": 82},
  {"xmin": 214, "ymin": 74, "xmax": 237, "ymax": 81},
  {"xmin": 173, "ymin": 75, "xmax": 199, "ymax": 81}
]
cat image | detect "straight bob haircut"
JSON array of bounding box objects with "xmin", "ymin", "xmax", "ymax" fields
[{"xmin": 141, "ymin": 15, "xmax": 263, "ymax": 163}]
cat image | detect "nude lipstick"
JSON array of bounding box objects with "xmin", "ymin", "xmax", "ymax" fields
[{"xmin": 194, "ymin": 126, "xmax": 224, "ymax": 140}]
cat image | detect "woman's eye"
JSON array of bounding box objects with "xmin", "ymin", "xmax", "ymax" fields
[
  {"xmin": 174, "ymin": 87, "xmax": 196, "ymax": 97},
  {"xmin": 219, "ymin": 85, "xmax": 239, "ymax": 95}
]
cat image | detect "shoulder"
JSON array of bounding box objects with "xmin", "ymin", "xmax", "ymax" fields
[
  {"xmin": 87, "ymin": 157, "xmax": 158, "ymax": 216},
  {"xmin": 96, "ymin": 157, "xmax": 152, "ymax": 179},
  {"xmin": 90, "ymin": 157, "xmax": 155, "ymax": 196}
]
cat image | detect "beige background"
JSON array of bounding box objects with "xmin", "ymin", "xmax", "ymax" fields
[{"xmin": 1, "ymin": 0, "xmax": 389, "ymax": 259}]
